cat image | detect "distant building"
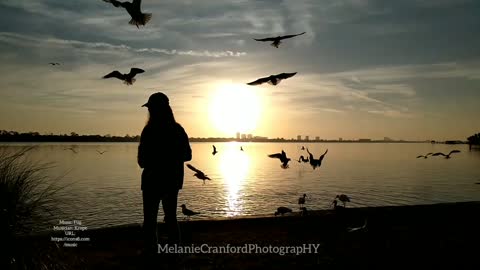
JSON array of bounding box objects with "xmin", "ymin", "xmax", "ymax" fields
[
  {"xmin": 236, "ymin": 132, "xmax": 240, "ymax": 140},
  {"xmin": 305, "ymin": 136, "xmax": 309, "ymax": 141},
  {"xmin": 384, "ymin": 137, "xmax": 393, "ymax": 141},
  {"xmin": 247, "ymin": 134, "xmax": 252, "ymax": 139},
  {"xmin": 254, "ymin": 136, "xmax": 268, "ymax": 140},
  {"xmin": 339, "ymin": 137, "xmax": 343, "ymax": 141},
  {"xmin": 297, "ymin": 135, "xmax": 301, "ymax": 140},
  {"xmin": 241, "ymin": 134, "xmax": 246, "ymax": 140},
  {"xmin": 315, "ymin": 136, "xmax": 320, "ymax": 141},
  {"xmin": 358, "ymin": 138, "xmax": 371, "ymax": 142}
]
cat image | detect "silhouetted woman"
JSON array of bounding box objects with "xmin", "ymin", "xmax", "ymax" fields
[{"xmin": 138, "ymin": 92, "xmax": 192, "ymax": 254}]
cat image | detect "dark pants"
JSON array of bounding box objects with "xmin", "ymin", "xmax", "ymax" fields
[{"xmin": 142, "ymin": 189, "xmax": 180, "ymax": 253}]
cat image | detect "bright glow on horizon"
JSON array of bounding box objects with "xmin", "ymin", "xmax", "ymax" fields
[{"xmin": 208, "ymin": 83, "xmax": 262, "ymax": 137}]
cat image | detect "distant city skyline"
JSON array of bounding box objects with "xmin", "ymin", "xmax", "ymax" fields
[{"xmin": 1, "ymin": 1, "xmax": 479, "ymax": 141}]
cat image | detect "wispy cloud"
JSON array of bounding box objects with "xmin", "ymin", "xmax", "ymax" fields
[{"xmin": 0, "ymin": 32, "xmax": 247, "ymax": 58}]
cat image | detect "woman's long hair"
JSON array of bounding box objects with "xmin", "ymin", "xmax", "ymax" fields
[{"xmin": 146, "ymin": 104, "xmax": 176, "ymax": 127}]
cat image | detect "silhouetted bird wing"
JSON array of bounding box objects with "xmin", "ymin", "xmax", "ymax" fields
[
  {"xmin": 253, "ymin": 37, "xmax": 277, "ymax": 42},
  {"xmin": 103, "ymin": 71, "xmax": 124, "ymax": 80},
  {"xmin": 186, "ymin": 164, "xmax": 203, "ymax": 174},
  {"xmin": 426, "ymin": 153, "xmax": 433, "ymax": 156},
  {"xmin": 319, "ymin": 149, "xmax": 328, "ymax": 162},
  {"xmin": 432, "ymin": 152, "xmax": 446, "ymax": 156},
  {"xmin": 448, "ymin": 150, "xmax": 461, "ymax": 155},
  {"xmin": 275, "ymin": 72, "xmax": 297, "ymax": 80},
  {"xmin": 278, "ymin": 32, "xmax": 306, "ymax": 40},
  {"xmin": 416, "ymin": 155, "xmax": 425, "ymax": 158},
  {"xmin": 128, "ymin": 68, "xmax": 145, "ymax": 77},
  {"xmin": 268, "ymin": 153, "xmax": 283, "ymax": 160},
  {"xmin": 247, "ymin": 76, "xmax": 272, "ymax": 86},
  {"xmin": 103, "ymin": 0, "xmax": 122, "ymax": 8},
  {"xmin": 133, "ymin": 0, "xmax": 142, "ymax": 9}
]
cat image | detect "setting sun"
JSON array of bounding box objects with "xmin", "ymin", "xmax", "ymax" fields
[{"xmin": 209, "ymin": 83, "xmax": 262, "ymax": 137}]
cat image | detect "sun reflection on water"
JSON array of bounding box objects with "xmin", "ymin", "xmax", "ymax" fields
[{"xmin": 218, "ymin": 142, "xmax": 250, "ymax": 216}]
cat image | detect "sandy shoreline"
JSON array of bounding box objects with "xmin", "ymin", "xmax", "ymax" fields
[{"xmin": 13, "ymin": 201, "xmax": 480, "ymax": 269}]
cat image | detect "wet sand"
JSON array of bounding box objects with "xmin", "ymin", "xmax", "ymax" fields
[{"xmin": 14, "ymin": 201, "xmax": 480, "ymax": 269}]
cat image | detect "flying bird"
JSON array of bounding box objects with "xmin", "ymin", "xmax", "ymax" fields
[
  {"xmin": 335, "ymin": 194, "xmax": 351, "ymax": 207},
  {"xmin": 64, "ymin": 147, "xmax": 78, "ymax": 154},
  {"xmin": 49, "ymin": 62, "xmax": 60, "ymax": 66},
  {"xmin": 186, "ymin": 164, "xmax": 211, "ymax": 184},
  {"xmin": 96, "ymin": 150, "xmax": 107, "ymax": 155},
  {"xmin": 102, "ymin": 68, "xmax": 144, "ymax": 85},
  {"xmin": 268, "ymin": 150, "xmax": 291, "ymax": 169},
  {"xmin": 297, "ymin": 155, "xmax": 309, "ymax": 163},
  {"xmin": 307, "ymin": 148, "xmax": 328, "ymax": 170},
  {"xmin": 274, "ymin": 207, "xmax": 292, "ymax": 216},
  {"xmin": 432, "ymin": 150, "xmax": 461, "ymax": 159},
  {"xmin": 103, "ymin": 0, "xmax": 152, "ymax": 28},
  {"xmin": 417, "ymin": 153, "xmax": 433, "ymax": 159},
  {"xmin": 247, "ymin": 72, "xmax": 297, "ymax": 86},
  {"xmin": 212, "ymin": 145, "xmax": 218, "ymax": 155},
  {"xmin": 298, "ymin": 194, "xmax": 307, "ymax": 207},
  {"xmin": 180, "ymin": 204, "xmax": 200, "ymax": 220},
  {"xmin": 253, "ymin": 32, "xmax": 306, "ymax": 48}
]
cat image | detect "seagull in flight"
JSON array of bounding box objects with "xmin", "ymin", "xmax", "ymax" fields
[
  {"xmin": 247, "ymin": 72, "xmax": 297, "ymax": 86},
  {"xmin": 96, "ymin": 150, "xmax": 107, "ymax": 155},
  {"xmin": 297, "ymin": 155, "xmax": 309, "ymax": 163},
  {"xmin": 64, "ymin": 147, "xmax": 78, "ymax": 154},
  {"xmin": 254, "ymin": 32, "xmax": 306, "ymax": 48},
  {"xmin": 268, "ymin": 150, "xmax": 291, "ymax": 169},
  {"xmin": 180, "ymin": 204, "xmax": 200, "ymax": 220},
  {"xmin": 103, "ymin": 0, "xmax": 152, "ymax": 28},
  {"xmin": 416, "ymin": 153, "xmax": 433, "ymax": 159},
  {"xmin": 432, "ymin": 150, "xmax": 461, "ymax": 159},
  {"xmin": 274, "ymin": 207, "xmax": 292, "ymax": 216},
  {"xmin": 49, "ymin": 62, "xmax": 60, "ymax": 66},
  {"xmin": 306, "ymin": 148, "xmax": 328, "ymax": 169},
  {"xmin": 186, "ymin": 164, "xmax": 211, "ymax": 184},
  {"xmin": 212, "ymin": 145, "xmax": 218, "ymax": 155},
  {"xmin": 102, "ymin": 68, "xmax": 144, "ymax": 85}
]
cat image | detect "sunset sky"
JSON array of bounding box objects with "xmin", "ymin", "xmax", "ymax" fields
[{"xmin": 0, "ymin": 0, "xmax": 479, "ymax": 141}]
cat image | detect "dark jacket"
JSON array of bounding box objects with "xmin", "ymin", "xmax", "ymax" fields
[{"xmin": 138, "ymin": 122, "xmax": 192, "ymax": 191}]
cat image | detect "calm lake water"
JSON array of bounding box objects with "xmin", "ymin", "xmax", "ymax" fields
[{"xmin": 2, "ymin": 142, "xmax": 480, "ymax": 229}]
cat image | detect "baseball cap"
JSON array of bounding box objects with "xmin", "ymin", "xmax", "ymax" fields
[{"xmin": 142, "ymin": 92, "xmax": 169, "ymax": 108}]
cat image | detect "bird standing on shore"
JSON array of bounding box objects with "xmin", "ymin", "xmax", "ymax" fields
[
  {"xmin": 331, "ymin": 199, "xmax": 344, "ymax": 210},
  {"xmin": 307, "ymin": 148, "xmax": 328, "ymax": 170},
  {"xmin": 103, "ymin": 68, "xmax": 145, "ymax": 85},
  {"xmin": 335, "ymin": 194, "xmax": 350, "ymax": 207},
  {"xmin": 212, "ymin": 145, "xmax": 218, "ymax": 155},
  {"xmin": 268, "ymin": 150, "xmax": 291, "ymax": 169},
  {"xmin": 298, "ymin": 194, "xmax": 307, "ymax": 208},
  {"xmin": 432, "ymin": 150, "xmax": 461, "ymax": 159},
  {"xmin": 247, "ymin": 72, "xmax": 297, "ymax": 86},
  {"xmin": 181, "ymin": 204, "xmax": 200, "ymax": 220},
  {"xmin": 186, "ymin": 164, "xmax": 211, "ymax": 184},
  {"xmin": 103, "ymin": 0, "xmax": 152, "ymax": 28},
  {"xmin": 416, "ymin": 153, "xmax": 433, "ymax": 159},
  {"xmin": 253, "ymin": 32, "xmax": 306, "ymax": 48},
  {"xmin": 274, "ymin": 207, "xmax": 292, "ymax": 216}
]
